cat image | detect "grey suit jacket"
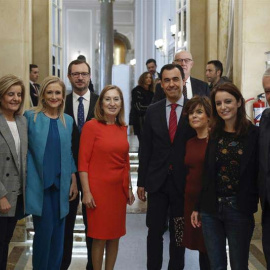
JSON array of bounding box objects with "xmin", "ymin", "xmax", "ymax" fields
[{"xmin": 0, "ymin": 114, "xmax": 27, "ymax": 217}]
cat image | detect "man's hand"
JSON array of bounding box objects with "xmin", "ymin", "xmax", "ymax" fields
[{"xmin": 137, "ymin": 187, "xmax": 146, "ymax": 202}]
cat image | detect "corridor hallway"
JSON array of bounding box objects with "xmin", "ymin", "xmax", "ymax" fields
[{"xmin": 7, "ymin": 136, "xmax": 267, "ymax": 270}]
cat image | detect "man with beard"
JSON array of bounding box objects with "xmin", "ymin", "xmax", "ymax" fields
[{"xmin": 61, "ymin": 59, "xmax": 99, "ymax": 270}]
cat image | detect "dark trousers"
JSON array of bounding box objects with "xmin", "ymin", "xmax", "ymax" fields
[
  {"xmin": 0, "ymin": 195, "xmax": 22, "ymax": 270},
  {"xmin": 199, "ymin": 251, "xmax": 211, "ymax": 270},
  {"xmin": 262, "ymin": 201, "xmax": 270, "ymax": 270},
  {"xmin": 146, "ymin": 174, "xmax": 185, "ymax": 270},
  {"xmin": 61, "ymin": 191, "xmax": 93, "ymax": 270},
  {"xmin": 201, "ymin": 197, "xmax": 254, "ymax": 270}
]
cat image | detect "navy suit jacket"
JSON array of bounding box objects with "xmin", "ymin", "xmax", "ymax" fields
[
  {"xmin": 137, "ymin": 99, "xmax": 195, "ymax": 204},
  {"xmin": 259, "ymin": 109, "xmax": 270, "ymax": 211}
]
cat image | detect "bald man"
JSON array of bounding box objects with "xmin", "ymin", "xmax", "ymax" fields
[
  {"xmin": 173, "ymin": 51, "xmax": 209, "ymax": 98},
  {"xmin": 152, "ymin": 51, "xmax": 209, "ymax": 103}
]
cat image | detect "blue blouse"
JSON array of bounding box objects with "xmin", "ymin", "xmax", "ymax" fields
[{"xmin": 43, "ymin": 118, "xmax": 61, "ymax": 189}]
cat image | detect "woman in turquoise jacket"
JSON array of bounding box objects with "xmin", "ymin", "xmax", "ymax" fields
[{"xmin": 25, "ymin": 76, "xmax": 77, "ymax": 270}]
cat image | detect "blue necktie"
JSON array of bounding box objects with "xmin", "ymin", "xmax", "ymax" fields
[{"xmin": 78, "ymin": 97, "xmax": 85, "ymax": 133}]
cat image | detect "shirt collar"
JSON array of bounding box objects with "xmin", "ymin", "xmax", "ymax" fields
[
  {"xmin": 72, "ymin": 89, "xmax": 90, "ymax": 102},
  {"xmin": 166, "ymin": 94, "xmax": 184, "ymax": 107},
  {"xmin": 185, "ymin": 76, "xmax": 191, "ymax": 84}
]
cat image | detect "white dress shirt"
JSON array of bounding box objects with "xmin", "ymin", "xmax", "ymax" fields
[
  {"xmin": 165, "ymin": 95, "xmax": 184, "ymax": 127},
  {"xmin": 185, "ymin": 76, "xmax": 193, "ymax": 99},
  {"xmin": 72, "ymin": 90, "xmax": 91, "ymax": 125}
]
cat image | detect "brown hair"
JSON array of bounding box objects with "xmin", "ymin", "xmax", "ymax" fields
[
  {"xmin": 0, "ymin": 74, "xmax": 25, "ymax": 115},
  {"xmin": 94, "ymin": 85, "xmax": 126, "ymax": 126},
  {"xmin": 138, "ymin": 72, "xmax": 154, "ymax": 92},
  {"xmin": 184, "ymin": 95, "xmax": 212, "ymax": 118},
  {"xmin": 34, "ymin": 76, "xmax": 66, "ymax": 126},
  {"xmin": 67, "ymin": 59, "xmax": 91, "ymax": 75},
  {"xmin": 210, "ymin": 82, "xmax": 249, "ymax": 137}
]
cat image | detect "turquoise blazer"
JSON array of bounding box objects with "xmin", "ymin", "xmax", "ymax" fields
[{"xmin": 24, "ymin": 111, "xmax": 76, "ymax": 219}]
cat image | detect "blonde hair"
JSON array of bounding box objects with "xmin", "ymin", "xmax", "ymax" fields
[
  {"xmin": 34, "ymin": 76, "xmax": 66, "ymax": 126},
  {"xmin": 0, "ymin": 74, "xmax": 25, "ymax": 115},
  {"xmin": 94, "ymin": 85, "xmax": 126, "ymax": 126}
]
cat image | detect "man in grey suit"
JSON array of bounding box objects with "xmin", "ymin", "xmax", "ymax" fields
[
  {"xmin": 259, "ymin": 67, "xmax": 270, "ymax": 269},
  {"xmin": 61, "ymin": 59, "xmax": 99, "ymax": 270}
]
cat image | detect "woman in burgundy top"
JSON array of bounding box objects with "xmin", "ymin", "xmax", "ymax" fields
[{"xmin": 183, "ymin": 96, "xmax": 211, "ymax": 270}]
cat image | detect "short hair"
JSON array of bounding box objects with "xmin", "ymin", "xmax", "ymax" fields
[
  {"xmin": 67, "ymin": 59, "xmax": 91, "ymax": 75},
  {"xmin": 207, "ymin": 60, "xmax": 223, "ymax": 77},
  {"xmin": 77, "ymin": 55, "xmax": 86, "ymax": 61},
  {"xmin": 184, "ymin": 95, "xmax": 212, "ymax": 119},
  {"xmin": 160, "ymin": 64, "xmax": 185, "ymax": 81},
  {"xmin": 34, "ymin": 76, "xmax": 67, "ymax": 126},
  {"xmin": 30, "ymin": 64, "xmax": 38, "ymax": 72},
  {"xmin": 263, "ymin": 67, "xmax": 270, "ymax": 78},
  {"xmin": 94, "ymin": 85, "xmax": 126, "ymax": 126},
  {"xmin": 146, "ymin": 59, "xmax": 157, "ymax": 66},
  {"xmin": 138, "ymin": 72, "xmax": 154, "ymax": 92},
  {"xmin": 0, "ymin": 74, "xmax": 25, "ymax": 115},
  {"xmin": 210, "ymin": 83, "xmax": 249, "ymax": 137}
]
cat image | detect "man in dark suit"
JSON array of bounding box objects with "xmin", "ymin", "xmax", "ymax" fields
[
  {"xmin": 61, "ymin": 59, "xmax": 99, "ymax": 270},
  {"xmin": 259, "ymin": 67, "xmax": 270, "ymax": 269},
  {"xmin": 146, "ymin": 58, "xmax": 160, "ymax": 80},
  {"xmin": 29, "ymin": 64, "xmax": 40, "ymax": 106},
  {"xmin": 137, "ymin": 64, "xmax": 195, "ymax": 270},
  {"xmin": 152, "ymin": 51, "xmax": 210, "ymax": 103}
]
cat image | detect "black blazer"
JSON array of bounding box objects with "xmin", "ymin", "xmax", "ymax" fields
[
  {"xmin": 64, "ymin": 92, "xmax": 99, "ymax": 167},
  {"xmin": 137, "ymin": 99, "xmax": 195, "ymax": 196},
  {"xmin": 151, "ymin": 77, "xmax": 210, "ymax": 104},
  {"xmin": 258, "ymin": 109, "xmax": 270, "ymax": 211},
  {"xmin": 199, "ymin": 123, "xmax": 259, "ymax": 215},
  {"xmin": 30, "ymin": 83, "xmax": 39, "ymax": 106}
]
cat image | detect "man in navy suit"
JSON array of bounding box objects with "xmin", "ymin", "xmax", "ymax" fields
[
  {"xmin": 152, "ymin": 51, "xmax": 209, "ymax": 103},
  {"xmin": 137, "ymin": 64, "xmax": 195, "ymax": 270},
  {"xmin": 61, "ymin": 59, "xmax": 99, "ymax": 270},
  {"xmin": 259, "ymin": 67, "xmax": 270, "ymax": 269}
]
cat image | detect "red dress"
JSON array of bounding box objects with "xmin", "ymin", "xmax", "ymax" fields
[
  {"xmin": 79, "ymin": 119, "xmax": 130, "ymax": 239},
  {"xmin": 182, "ymin": 136, "xmax": 207, "ymax": 252}
]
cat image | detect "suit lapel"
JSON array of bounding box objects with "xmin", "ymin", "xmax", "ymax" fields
[
  {"xmin": 86, "ymin": 92, "xmax": 97, "ymax": 121},
  {"xmin": 0, "ymin": 114, "xmax": 19, "ymax": 171},
  {"xmin": 159, "ymin": 100, "xmax": 171, "ymax": 144},
  {"xmin": 65, "ymin": 94, "xmax": 75, "ymax": 119}
]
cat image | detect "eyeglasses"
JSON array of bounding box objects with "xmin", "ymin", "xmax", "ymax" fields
[
  {"xmin": 70, "ymin": 72, "xmax": 90, "ymax": 78},
  {"xmin": 174, "ymin": 58, "xmax": 193, "ymax": 64}
]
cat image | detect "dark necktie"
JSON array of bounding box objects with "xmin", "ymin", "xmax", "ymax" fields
[
  {"xmin": 78, "ymin": 97, "xmax": 85, "ymax": 133},
  {"xmin": 182, "ymin": 84, "xmax": 187, "ymax": 100},
  {"xmin": 169, "ymin": 104, "xmax": 178, "ymax": 143}
]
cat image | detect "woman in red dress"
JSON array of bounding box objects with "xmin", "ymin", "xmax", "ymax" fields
[
  {"xmin": 79, "ymin": 85, "xmax": 135, "ymax": 270},
  {"xmin": 182, "ymin": 96, "xmax": 211, "ymax": 270}
]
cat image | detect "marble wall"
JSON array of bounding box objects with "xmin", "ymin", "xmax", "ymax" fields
[{"xmin": 0, "ymin": 0, "xmax": 32, "ymax": 107}]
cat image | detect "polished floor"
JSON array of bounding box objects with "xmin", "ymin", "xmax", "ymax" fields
[{"xmin": 7, "ymin": 136, "xmax": 267, "ymax": 269}]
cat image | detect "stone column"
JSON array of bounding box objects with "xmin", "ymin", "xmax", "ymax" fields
[{"xmin": 99, "ymin": 0, "xmax": 114, "ymax": 91}]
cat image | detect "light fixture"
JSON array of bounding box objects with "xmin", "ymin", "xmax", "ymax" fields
[
  {"xmin": 130, "ymin": 59, "xmax": 136, "ymax": 65},
  {"xmin": 170, "ymin": 24, "xmax": 176, "ymax": 36},
  {"xmin": 155, "ymin": 39, "xmax": 164, "ymax": 50}
]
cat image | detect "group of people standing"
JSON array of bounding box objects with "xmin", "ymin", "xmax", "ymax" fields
[
  {"xmin": 1, "ymin": 51, "xmax": 270, "ymax": 270},
  {"xmin": 0, "ymin": 59, "xmax": 134, "ymax": 270},
  {"xmin": 133, "ymin": 51, "xmax": 270, "ymax": 270}
]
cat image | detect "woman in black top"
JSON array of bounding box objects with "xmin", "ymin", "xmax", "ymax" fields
[
  {"xmin": 191, "ymin": 83, "xmax": 259, "ymax": 270},
  {"xmin": 129, "ymin": 72, "xmax": 154, "ymax": 142}
]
